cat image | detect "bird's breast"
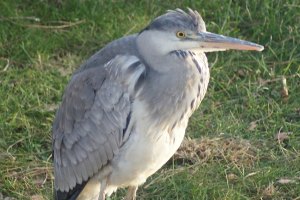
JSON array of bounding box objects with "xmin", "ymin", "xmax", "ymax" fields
[
  {"xmin": 108, "ymin": 99, "xmax": 189, "ymax": 188},
  {"xmin": 106, "ymin": 51, "xmax": 210, "ymax": 191}
]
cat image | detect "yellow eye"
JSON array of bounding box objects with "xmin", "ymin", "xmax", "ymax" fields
[{"xmin": 176, "ymin": 31, "xmax": 186, "ymax": 38}]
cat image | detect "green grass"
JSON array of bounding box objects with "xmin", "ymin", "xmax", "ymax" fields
[{"xmin": 0, "ymin": 0, "xmax": 299, "ymax": 199}]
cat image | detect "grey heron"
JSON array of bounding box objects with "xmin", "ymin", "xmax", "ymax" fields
[{"xmin": 52, "ymin": 8, "xmax": 263, "ymax": 200}]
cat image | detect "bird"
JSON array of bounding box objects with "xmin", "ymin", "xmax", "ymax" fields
[{"xmin": 52, "ymin": 8, "xmax": 263, "ymax": 200}]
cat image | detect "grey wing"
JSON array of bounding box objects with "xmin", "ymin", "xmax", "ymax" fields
[
  {"xmin": 52, "ymin": 64, "xmax": 132, "ymax": 192},
  {"xmin": 74, "ymin": 34, "xmax": 138, "ymax": 75}
]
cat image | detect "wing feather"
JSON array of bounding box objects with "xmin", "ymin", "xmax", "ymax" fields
[{"xmin": 53, "ymin": 55, "xmax": 145, "ymax": 195}]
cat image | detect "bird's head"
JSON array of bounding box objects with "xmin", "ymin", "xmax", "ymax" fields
[{"xmin": 137, "ymin": 8, "xmax": 264, "ymax": 55}]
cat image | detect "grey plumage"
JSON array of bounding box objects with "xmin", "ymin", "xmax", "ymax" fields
[
  {"xmin": 53, "ymin": 66, "xmax": 128, "ymax": 191},
  {"xmin": 147, "ymin": 8, "xmax": 206, "ymax": 32},
  {"xmin": 53, "ymin": 8, "xmax": 263, "ymax": 200}
]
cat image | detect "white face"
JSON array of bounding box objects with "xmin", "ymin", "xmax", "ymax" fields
[
  {"xmin": 137, "ymin": 29, "xmax": 264, "ymax": 56},
  {"xmin": 137, "ymin": 30, "xmax": 204, "ymax": 56}
]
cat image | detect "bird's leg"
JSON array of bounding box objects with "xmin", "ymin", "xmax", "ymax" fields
[
  {"xmin": 125, "ymin": 186, "xmax": 138, "ymax": 200},
  {"xmin": 98, "ymin": 178, "xmax": 107, "ymax": 200}
]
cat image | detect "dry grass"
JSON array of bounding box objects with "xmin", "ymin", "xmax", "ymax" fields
[{"xmin": 174, "ymin": 136, "xmax": 258, "ymax": 167}]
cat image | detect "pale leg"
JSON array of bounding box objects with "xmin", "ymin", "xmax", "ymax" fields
[
  {"xmin": 98, "ymin": 178, "xmax": 107, "ymax": 200},
  {"xmin": 125, "ymin": 186, "xmax": 138, "ymax": 200},
  {"xmin": 77, "ymin": 178, "xmax": 100, "ymax": 200}
]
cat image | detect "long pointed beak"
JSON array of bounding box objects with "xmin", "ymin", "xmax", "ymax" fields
[{"xmin": 193, "ymin": 32, "xmax": 264, "ymax": 52}]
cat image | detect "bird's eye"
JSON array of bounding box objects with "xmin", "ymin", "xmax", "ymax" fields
[{"xmin": 176, "ymin": 31, "xmax": 186, "ymax": 38}]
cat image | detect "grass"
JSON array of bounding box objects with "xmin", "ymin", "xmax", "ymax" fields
[{"xmin": 0, "ymin": 0, "xmax": 299, "ymax": 199}]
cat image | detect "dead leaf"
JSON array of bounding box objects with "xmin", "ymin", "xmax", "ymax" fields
[
  {"xmin": 274, "ymin": 131, "xmax": 291, "ymax": 143},
  {"xmin": 33, "ymin": 178, "xmax": 46, "ymax": 187},
  {"xmin": 31, "ymin": 195, "xmax": 44, "ymax": 200},
  {"xmin": 227, "ymin": 173, "xmax": 238, "ymax": 182},
  {"xmin": 262, "ymin": 182, "xmax": 276, "ymax": 198},
  {"xmin": 43, "ymin": 103, "xmax": 58, "ymax": 112},
  {"xmin": 237, "ymin": 69, "xmax": 247, "ymax": 77},
  {"xmin": 245, "ymin": 171, "xmax": 259, "ymax": 179},
  {"xmin": 281, "ymin": 76, "xmax": 289, "ymax": 98},
  {"xmin": 248, "ymin": 121, "xmax": 257, "ymax": 131},
  {"xmin": 277, "ymin": 178, "xmax": 296, "ymax": 184}
]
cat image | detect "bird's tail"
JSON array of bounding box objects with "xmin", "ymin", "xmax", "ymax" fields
[{"xmin": 54, "ymin": 180, "xmax": 88, "ymax": 200}]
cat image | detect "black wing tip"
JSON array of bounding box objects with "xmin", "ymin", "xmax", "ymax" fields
[{"xmin": 54, "ymin": 181, "xmax": 88, "ymax": 200}]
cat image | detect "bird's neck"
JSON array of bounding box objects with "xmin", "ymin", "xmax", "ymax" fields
[
  {"xmin": 138, "ymin": 50, "xmax": 210, "ymax": 131},
  {"xmin": 136, "ymin": 30, "xmax": 178, "ymax": 73}
]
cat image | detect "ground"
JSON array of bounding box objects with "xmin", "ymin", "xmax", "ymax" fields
[{"xmin": 0, "ymin": 0, "xmax": 299, "ymax": 199}]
